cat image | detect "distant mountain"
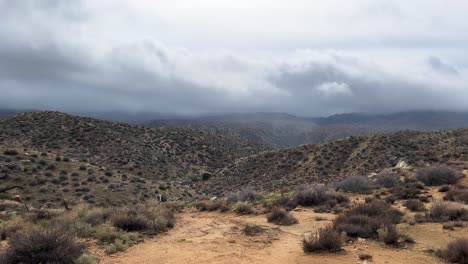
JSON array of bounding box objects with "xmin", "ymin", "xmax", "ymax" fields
[
  {"xmin": 312, "ymin": 110, "xmax": 468, "ymax": 130},
  {"xmin": 145, "ymin": 110, "xmax": 468, "ymax": 148},
  {"xmin": 0, "ymin": 109, "xmax": 33, "ymax": 119}
]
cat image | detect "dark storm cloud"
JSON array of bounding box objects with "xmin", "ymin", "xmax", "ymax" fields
[{"xmin": 0, "ymin": 0, "xmax": 467, "ymax": 116}]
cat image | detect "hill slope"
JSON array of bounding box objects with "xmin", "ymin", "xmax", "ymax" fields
[
  {"xmin": 203, "ymin": 129, "xmax": 468, "ymax": 194},
  {"xmin": 0, "ymin": 112, "xmax": 269, "ymax": 203}
]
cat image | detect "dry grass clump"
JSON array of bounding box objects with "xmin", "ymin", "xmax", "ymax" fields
[
  {"xmin": 234, "ymin": 202, "xmax": 254, "ymax": 215},
  {"xmin": 436, "ymin": 238, "xmax": 468, "ymax": 264},
  {"xmin": 416, "ymin": 165, "xmax": 463, "ymax": 186},
  {"xmin": 403, "ymin": 199, "xmax": 426, "ymax": 212},
  {"xmin": 302, "ymin": 225, "xmax": 342, "ymax": 253},
  {"xmin": 0, "ymin": 228, "xmax": 85, "ymax": 264},
  {"xmin": 266, "ymin": 207, "xmax": 298, "ymax": 226}
]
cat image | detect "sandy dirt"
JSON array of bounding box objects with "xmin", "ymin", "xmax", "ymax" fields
[{"xmin": 99, "ymin": 208, "xmax": 467, "ymax": 264}]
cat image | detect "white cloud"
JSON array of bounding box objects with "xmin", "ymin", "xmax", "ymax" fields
[{"xmin": 316, "ymin": 82, "xmax": 352, "ymax": 97}]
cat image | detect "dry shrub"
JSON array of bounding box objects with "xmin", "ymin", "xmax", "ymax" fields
[
  {"xmin": 404, "ymin": 199, "xmax": 426, "ymax": 212},
  {"xmin": 266, "ymin": 207, "xmax": 298, "ymax": 226},
  {"xmin": 416, "ymin": 165, "xmax": 463, "ymax": 186},
  {"xmin": 336, "ymin": 176, "xmax": 375, "ymax": 194},
  {"xmin": 333, "ymin": 200, "xmax": 402, "ymax": 238},
  {"xmin": 112, "ymin": 214, "xmax": 149, "ymax": 232},
  {"xmin": 195, "ymin": 200, "xmax": 227, "ymax": 212},
  {"xmin": 444, "ymin": 188, "xmax": 468, "ymax": 204},
  {"xmin": 228, "ymin": 188, "xmax": 260, "ymax": 202},
  {"xmin": 295, "ymin": 185, "xmax": 349, "ymax": 207},
  {"xmin": 302, "ymin": 225, "xmax": 342, "ymax": 253},
  {"xmin": 374, "ymin": 172, "xmax": 400, "ymax": 188},
  {"xmin": 377, "ymin": 225, "xmax": 400, "ymax": 245},
  {"xmin": 436, "ymin": 238, "xmax": 468, "ymax": 264},
  {"xmin": 234, "ymin": 202, "xmax": 254, "ymax": 215},
  {"xmin": 0, "ymin": 228, "xmax": 85, "ymax": 264},
  {"xmin": 426, "ymin": 202, "xmax": 468, "ymax": 222}
]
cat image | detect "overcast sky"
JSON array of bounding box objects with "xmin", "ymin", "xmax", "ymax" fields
[{"xmin": 1, "ymin": 0, "xmax": 468, "ymax": 116}]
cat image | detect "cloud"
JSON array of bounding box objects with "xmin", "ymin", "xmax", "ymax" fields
[
  {"xmin": 0, "ymin": 0, "xmax": 467, "ymax": 116},
  {"xmin": 316, "ymin": 82, "xmax": 352, "ymax": 97}
]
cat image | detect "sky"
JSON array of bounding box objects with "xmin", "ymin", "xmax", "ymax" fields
[{"xmin": 0, "ymin": 0, "xmax": 468, "ymax": 116}]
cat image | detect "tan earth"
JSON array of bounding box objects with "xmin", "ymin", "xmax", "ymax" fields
[{"xmin": 99, "ymin": 208, "xmax": 468, "ymax": 264}]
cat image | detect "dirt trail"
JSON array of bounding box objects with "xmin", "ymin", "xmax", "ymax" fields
[{"xmin": 99, "ymin": 208, "xmax": 466, "ymax": 264}]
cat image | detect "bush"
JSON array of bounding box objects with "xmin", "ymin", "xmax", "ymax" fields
[
  {"xmin": 389, "ymin": 182, "xmax": 424, "ymax": 201},
  {"xmin": 75, "ymin": 254, "xmax": 98, "ymax": 264},
  {"xmin": 374, "ymin": 172, "xmax": 399, "ymax": 188},
  {"xmin": 404, "ymin": 199, "xmax": 426, "ymax": 212},
  {"xmin": 444, "ymin": 188, "xmax": 468, "ymax": 204},
  {"xmin": 0, "ymin": 228, "xmax": 85, "ymax": 264},
  {"xmin": 333, "ymin": 200, "xmax": 402, "ymax": 239},
  {"xmin": 416, "ymin": 165, "xmax": 463, "ymax": 186},
  {"xmin": 234, "ymin": 202, "xmax": 254, "ymax": 214},
  {"xmin": 436, "ymin": 238, "xmax": 468, "ymax": 264},
  {"xmin": 262, "ymin": 194, "xmax": 297, "ymax": 212},
  {"xmin": 377, "ymin": 225, "xmax": 400, "ymax": 245},
  {"xmin": 426, "ymin": 202, "xmax": 468, "ymax": 222},
  {"xmin": 295, "ymin": 186, "xmax": 349, "ymax": 207},
  {"xmin": 336, "ymin": 176, "xmax": 374, "ymax": 194},
  {"xmin": 228, "ymin": 189, "xmax": 260, "ymax": 202},
  {"xmin": 266, "ymin": 207, "xmax": 298, "ymax": 226},
  {"xmin": 112, "ymin": 214, "xmax": 149, "ymax": 232},
  {"xmin": 302, "ymin": 225, "xmax": 342, "ymax": 253}
]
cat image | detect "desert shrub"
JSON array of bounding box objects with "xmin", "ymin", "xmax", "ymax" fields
[
  {"xmin": 436, "ymin": 238, "xmax": 468, "ymax": 264},
  {"xmin": 404, "ymin": 199, "xmax": 426, "ymax": 212},
  {"xmin": 234, "ymin": 202, "xmax": 254, "ymax": 214},
  {"xmin": 336, "ymin": 176, "xmax": 375, "ymax": 194},
  {"xmin": 389, "ymin": 182, "xmax": 424, "ymax": 200},
  {"xmin": 262, "ymin": 194, "xmax": 297, "ymax": 211},
  {"xmin": 80, "ymin": 207, "xmax": 112, "ymax": 226},
  {"xmin": 266, "ymin": 207, "xmax": 298, "ymax": 226},
  {"xmin": 0, "ymin": 228, "xmax": 85, "ymax": 264},
  {"xmin": 444, "ymin": 188, "xmax": 468, "ymax": 204},
  {"xmin": 426, "ymin": 202, "xmax": 468, "ymax": 222},
  {"xmin": 302, "ymin": 225, "xmax": 342, "ymax": 253},
  {"xmin": 75, "ymin": 254, "xmax": 98, "ymax": 264},
  {"xmin": 243, "ymin": 224, "xmax": 264, "ymax": 236},
  {"xmin": 374, "ymin": 172, "xmax": 399, "ymax": 188},
  {"xmin": 138, "ymin": 206, "xmax": 176, "ymax": 234},
  {"xmin": 416, "ymin": 165, "xmax": 463, "ymax": 186},
  {"xmin": 377, "ymin": 225, "xmax": 400, "ymax": 245},
  {"xmin": 295, "ymin": 186, "xmax": 348, "ymax": 207},
  {"xmin": 333, "ymin": 200, "xmax": 402, "ymax": 238},
  {"xmin": 228, "ymin": 189, "xmax": 260, "ymax": 202},
  {"xmin": 112, "ymin": 214, "xmax": 149, "ymax": 232}
]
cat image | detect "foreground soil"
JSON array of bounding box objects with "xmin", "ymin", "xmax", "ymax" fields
[{"xmin": 99, "ymin": 209, "xmax": 467, "ymax": 264}]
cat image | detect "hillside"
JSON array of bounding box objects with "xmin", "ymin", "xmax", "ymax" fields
[
  {"xmin": 0, "ymin": 111, "xmax": 269, "ymax": 203},
  {"xmin": 144, "ymin": 113, "xmax": 383, "ymax": 148},
  {"xmin": 202, "ymin": 129, "xmax": 468, "ymax": 195}
]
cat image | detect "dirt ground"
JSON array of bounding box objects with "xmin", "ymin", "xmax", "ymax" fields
[{"xmin": 98, "ymin": 208, "xmax": 467, "ymax": 264}]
